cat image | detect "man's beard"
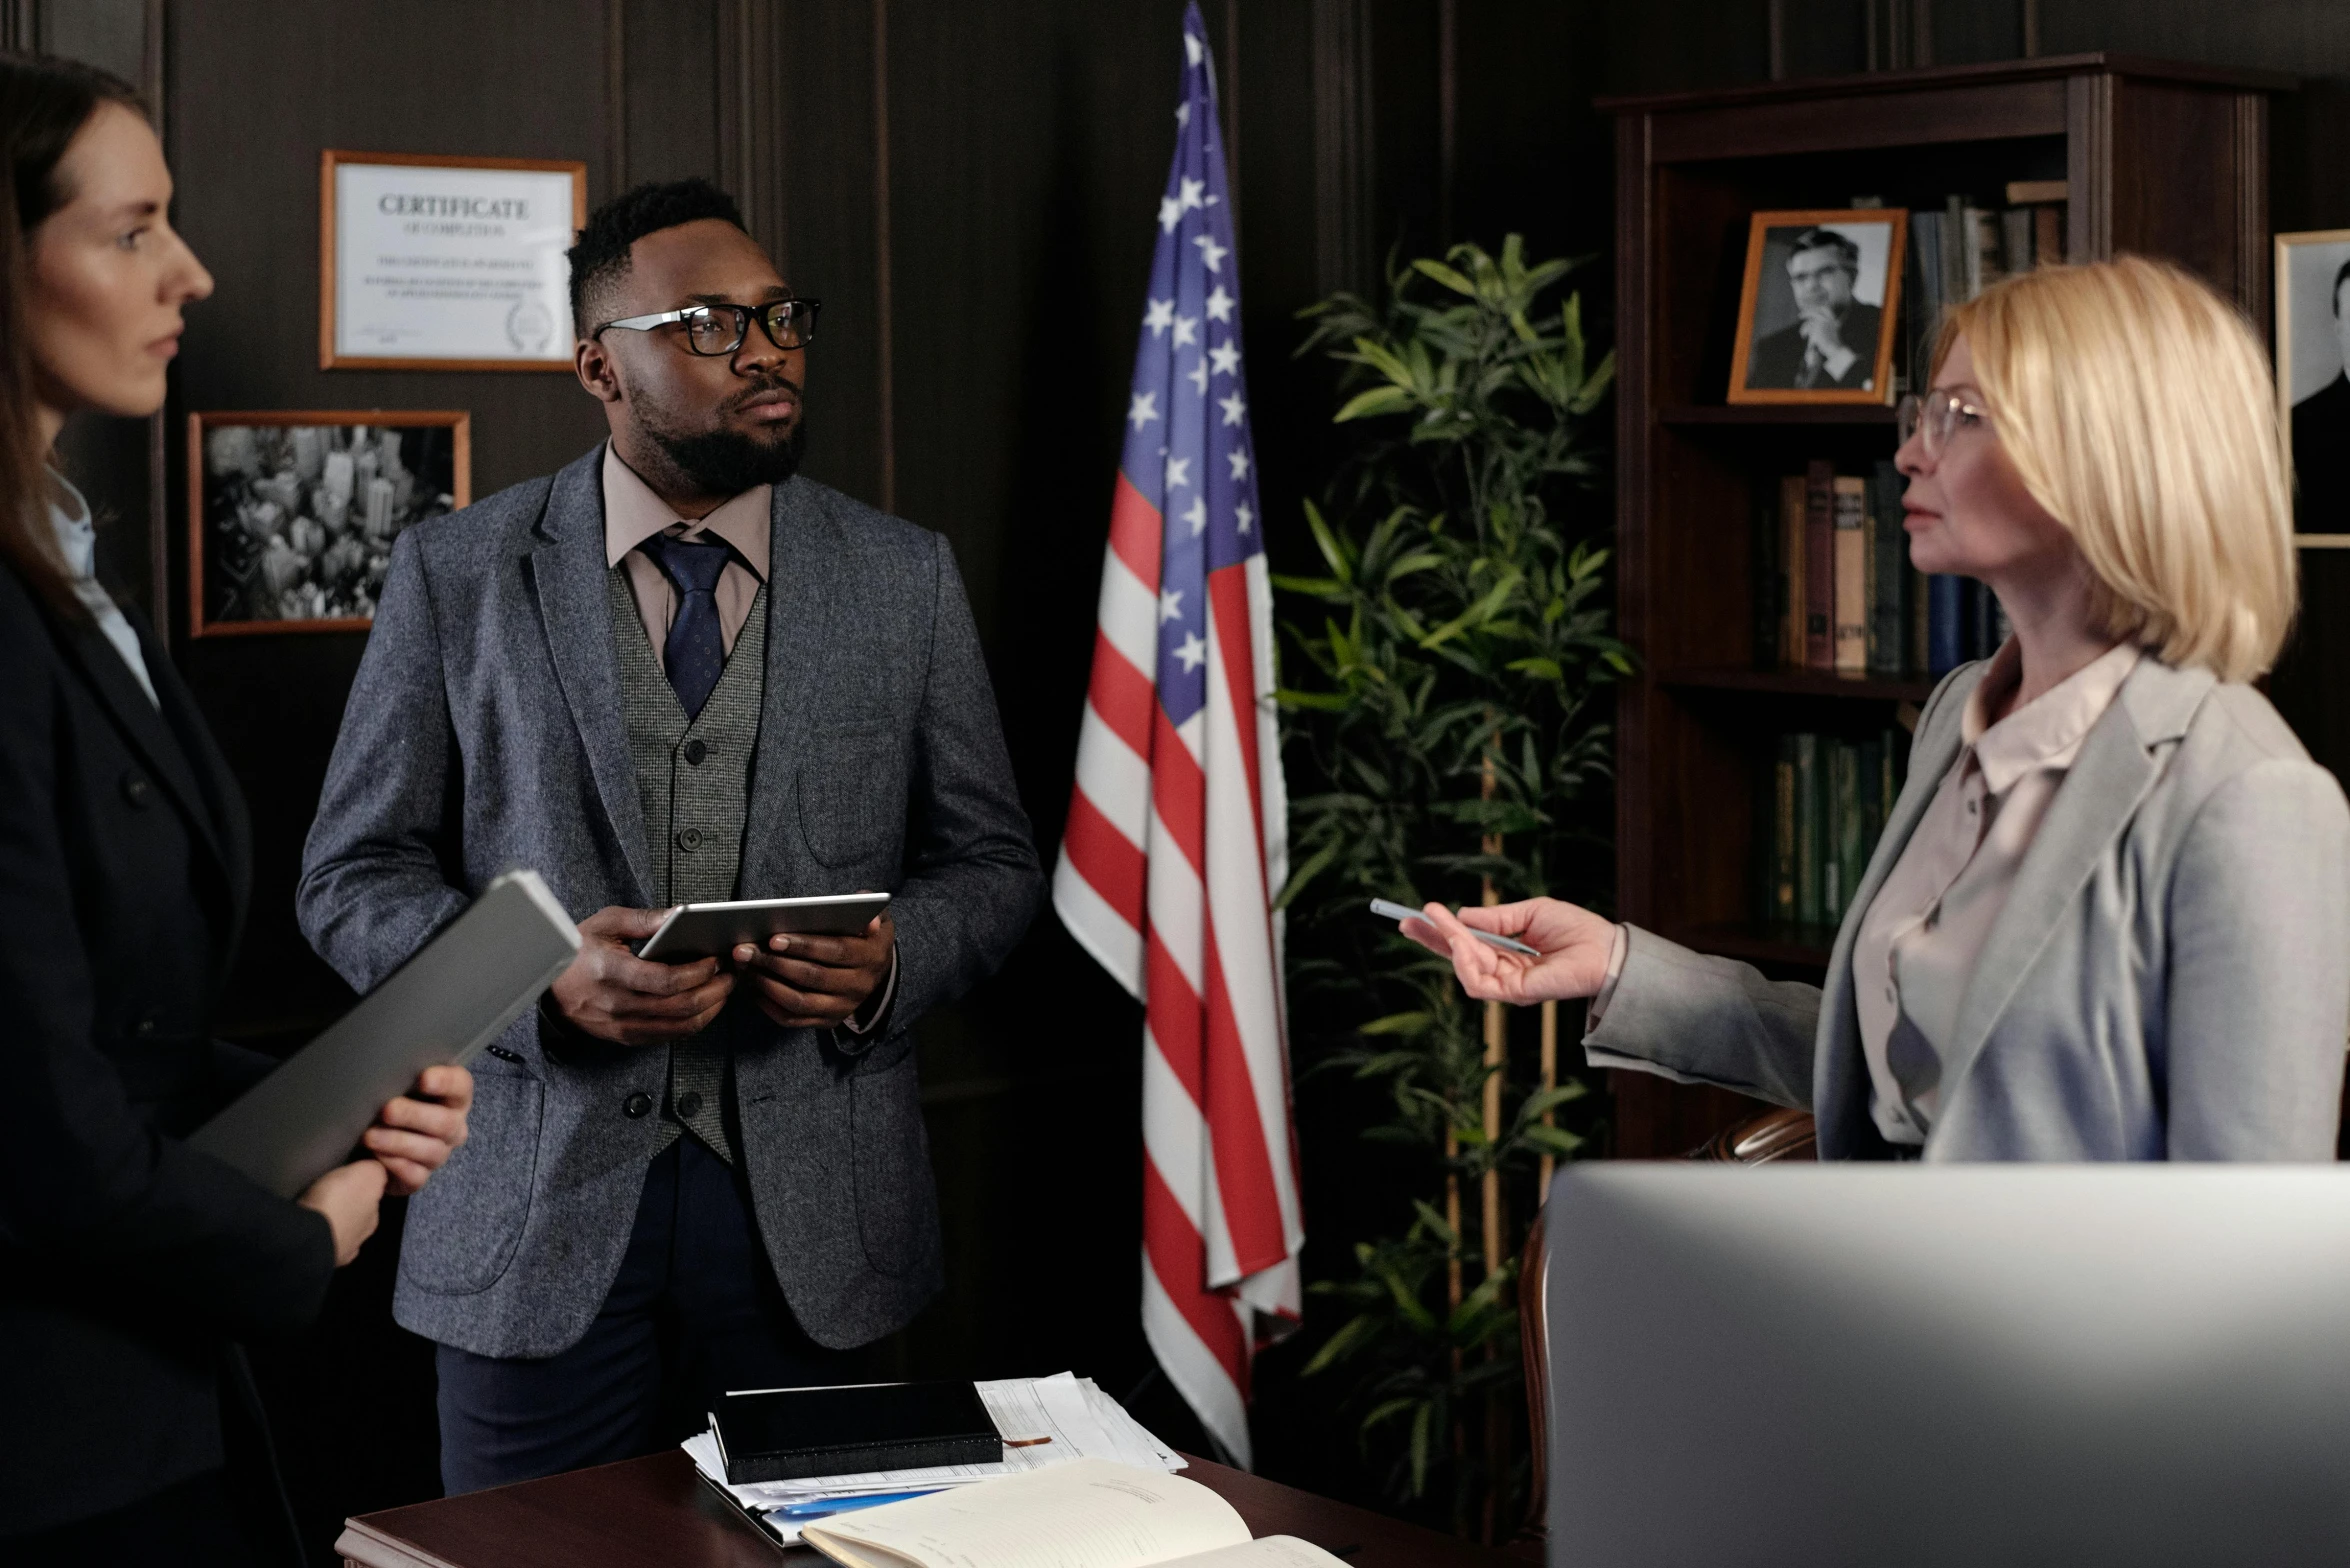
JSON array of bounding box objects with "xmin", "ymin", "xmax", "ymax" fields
[{"xmin": 634, "ymin": 380, "xmax": 807, "ymax": 496}]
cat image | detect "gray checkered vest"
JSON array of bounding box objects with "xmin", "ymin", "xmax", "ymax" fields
[{"xmin": 607, "ymin": 566, "xmax": 768, "ymax": 1164}]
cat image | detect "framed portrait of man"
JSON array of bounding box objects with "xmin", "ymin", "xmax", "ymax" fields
[
  {"xmin": 2277, "ymin": 230, "xmax": 2350, "ymax": 545},
  {"xmin": 1729, "ymin": 209, "xmax": 1907, "ymax": 405}
]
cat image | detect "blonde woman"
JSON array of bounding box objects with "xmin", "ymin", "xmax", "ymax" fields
[{"xmin": 1411, "ymin": 256, "xmax": 2350, "ymax": 1161}]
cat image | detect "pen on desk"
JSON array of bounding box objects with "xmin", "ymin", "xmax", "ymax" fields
[
  {"xmin": 774, "ymin": 1488, "xmax": 948, "ymax": 1519},
  {"xmin": 1366, "ymin": 898, "xmax": 1541, "ymax": 958}
]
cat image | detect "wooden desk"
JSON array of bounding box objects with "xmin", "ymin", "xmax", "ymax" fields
[{"xmin": 334, "ymin": 1449, "xmax": 1528, "ymax": 1568}]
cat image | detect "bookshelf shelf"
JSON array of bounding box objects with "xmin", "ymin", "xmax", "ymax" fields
[
  {"xmin": 1602, "ymin": 54, "xmax": 2277, "ymax": 1159},
  {"xmin": 1658, "ymin": 404, "xmax": 1899, "ymax": 428},
  {"xmin": 1658, "ymin": 666, "xmax": 1936, "ymax": 703}
]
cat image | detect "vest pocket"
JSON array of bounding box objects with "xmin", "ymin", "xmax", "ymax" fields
[
  {"xmin": 797, "ymin": 727, "xmax": 908, "ymax": 868},
  {"xmin": 399, "ymin": 1072, "xmax": 542, "ymax": 1295},
  {"xmin": 848, "ymin": 1057, "xmax": 939, "ymax": 1278}
]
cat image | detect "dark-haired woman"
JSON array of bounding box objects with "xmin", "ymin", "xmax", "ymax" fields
[{"xmin": 0, "ymin": 54, "xmax": 472, "ymax": 1566}]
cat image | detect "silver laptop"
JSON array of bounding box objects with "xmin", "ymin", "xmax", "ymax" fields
[{"xmin": 1546, "ymin": 1164, "xmax": 2350, "ymax": 1567}]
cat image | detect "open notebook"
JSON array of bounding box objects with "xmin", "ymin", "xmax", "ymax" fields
[{"xmin": 801, "ymin": 1459, "xmax": 1346, "ymax": 1568}]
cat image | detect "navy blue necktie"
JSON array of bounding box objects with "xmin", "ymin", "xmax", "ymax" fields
[{"xmin": 639, "ymin": 533, "xmax": 733, "ymax": 720}]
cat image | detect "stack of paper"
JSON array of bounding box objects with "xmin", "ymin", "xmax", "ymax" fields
[{"xmin": 683, "ymin": 1372, "xmax": 1183, "ymax": 1545}]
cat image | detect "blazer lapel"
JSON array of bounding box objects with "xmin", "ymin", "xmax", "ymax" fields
[
  {"xmin": 525, "ymin": 448, "xmax": 656, "ymax": 906},
  {"xmin": 742, "ymin": 476, "xmax": 843, "ymax": 892},
  {"xmin": 1936, "ymin": 655, "xmax": 2213, "ymax": 1100},
  {"xmin": 1813, "ymin": 665, "xmax": 1981, "ymax": 1149},
  {"xmin": 51, "ymin": 611, "xmax": 232, "ymax": 883},
  {"xmin": 135, "ymin": 609, "xmax": 252, "ymax": 941}
]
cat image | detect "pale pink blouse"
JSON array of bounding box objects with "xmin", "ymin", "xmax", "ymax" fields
[{"xmin": 1589, "ymin": 638, "xmax": 2142, "ymax": 1146}]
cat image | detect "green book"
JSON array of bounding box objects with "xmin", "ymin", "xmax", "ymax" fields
[
  {"xmin": 1771, "ymin": 733, "xmax": 1798, "ymax": 925},
  {"xmin": 1857, "ymin": 735, "xmax": 1885, "ymax": 886},
  {"xmin": 1793, "ymin": 733, "xmax": 1822, "ymax": 926},
  {"xmin": 1829, "ymin": 739, "xmax": 1864, "ymax": 923}
]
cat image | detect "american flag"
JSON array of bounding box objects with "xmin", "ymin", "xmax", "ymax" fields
[{"xmin": 1052, "ymin": 3, "xmax": 1302, "ymax": 1469}]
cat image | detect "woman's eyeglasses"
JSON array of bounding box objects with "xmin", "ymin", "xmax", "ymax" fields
[
  {"xmin": 1895, "ymin": 388, "xmax": 1991, "ymax": 458},
  {"xmin": 593, "ymin": 298, "xmax": 821, "ymax": 357}
]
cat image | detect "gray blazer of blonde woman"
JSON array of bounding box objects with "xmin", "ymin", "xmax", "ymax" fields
[{"xmin": 1589, "ymin": 653, "xmax": 2350, "ymax": 1160}]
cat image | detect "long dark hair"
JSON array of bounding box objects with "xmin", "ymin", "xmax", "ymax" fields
[{"xmin": 0, "ymin": 51, "xmax": 147, "ymax": 620}]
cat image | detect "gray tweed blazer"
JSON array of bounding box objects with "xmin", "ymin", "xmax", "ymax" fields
[
  {"xmin": 1588, "ymin": 654, "xmax": 2350, "ymax": 1160},
  {"xmin": 297, "ymin": 447, "xmax": 1043, "ymax": 1357}
]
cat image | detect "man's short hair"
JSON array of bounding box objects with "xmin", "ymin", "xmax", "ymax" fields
[
  {"xmin": 2332, "ymin": 257, "xmax": 2350, "ymax": 318},
  {"xmin": 1788, "ymin": 227, "xmax": 1862, "ymax": 275},
  {"xmin": 567, "ymin": 178, "xmax": 746, "ymax": 337}
]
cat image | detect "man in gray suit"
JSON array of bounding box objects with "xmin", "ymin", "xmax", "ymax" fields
[{"xmin": 298, "ymin": 179, "xmax": 1042, "ymax": 1492}]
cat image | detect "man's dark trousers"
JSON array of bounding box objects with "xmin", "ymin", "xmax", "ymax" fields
[{"xmin": 435, "ymin": 1137, "xmax": 864, "ymax": 1494}]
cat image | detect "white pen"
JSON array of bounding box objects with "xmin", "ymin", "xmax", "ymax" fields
[{"xmin": 1368, "ymin": 898, "xmax": 1543, "ymax": 957}]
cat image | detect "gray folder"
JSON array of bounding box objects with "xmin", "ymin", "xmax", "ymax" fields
[{"xmin": 191, "ymin": 869, "xmax": 581, "ymax": 1198}]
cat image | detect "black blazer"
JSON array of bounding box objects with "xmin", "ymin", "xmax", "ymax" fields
[{"xmin": 0, "ymin": 561, "xmax": 333, "ymax": 1538}]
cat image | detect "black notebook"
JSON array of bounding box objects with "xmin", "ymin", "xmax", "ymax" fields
[{"xmin": 712, "ymin": 1380, "xmax": 1003, "ymax": 1484}]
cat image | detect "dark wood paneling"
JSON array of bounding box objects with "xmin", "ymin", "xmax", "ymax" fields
[
  {"xmin": 2109, "ymin": 81, "xmax": 2256, "ymax": 299},
  {"xmin": 770, "ymin": 0, "xmax": 886, "ymax": 508},
  {"xmin": 1650, "ymin": 78, "xmax": 2066, "ymax": 160}
]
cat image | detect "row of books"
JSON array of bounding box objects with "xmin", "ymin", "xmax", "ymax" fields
[
  {"xmin": 1763, "ymin": 730, "xmax": 1911, "ymax": 929},
  {"xmin": 1898, "ymin": 180, "xmax": 2067, "ymax": 393},
  {"xmin": 1754, "ymin": 458, "xmax": 2012, "ymax": 678}
]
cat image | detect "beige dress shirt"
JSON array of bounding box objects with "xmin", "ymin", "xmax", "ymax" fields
[
  {"xmin": 602, "ymin": 443, "xmax": 770, "ymax": 666},
  {"xmin": 1589, "ymin": 638, "xmax": 2143, "ymax": 1145}
]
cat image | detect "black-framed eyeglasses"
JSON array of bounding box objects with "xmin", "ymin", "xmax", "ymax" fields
[
  {"xmin": 1896, "ymin": 387, "xmax": 1991, "ymax": 458},
  {"xmin": 593, "ymin": 298, "xmax": 821, "ymax": 356}
]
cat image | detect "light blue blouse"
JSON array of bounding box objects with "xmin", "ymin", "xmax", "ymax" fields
[{"xmin": 48, "ymin": 470, "xmax": 157, "ymax": 708}]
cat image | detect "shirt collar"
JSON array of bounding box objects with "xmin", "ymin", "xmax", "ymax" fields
[
  {"xmin": 1963, "ymin": 636, "xmax": 2143, "ymax": 796},
  {"xmin": 600, "ymin": 442, "xmax": 771, "ymax": 581},
  {"xmin": 45, "ymin": 468, "xmax": 96, "ymax": 581}
]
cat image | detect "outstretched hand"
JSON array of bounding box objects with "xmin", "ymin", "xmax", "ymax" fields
[{"xmin": 1399, "ymin": 896, "xmax": 1618, "ymax": 1005}]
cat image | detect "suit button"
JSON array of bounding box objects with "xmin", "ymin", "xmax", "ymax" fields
[
  {"xmin": 682, "ymin": 738, "xmax": 708, "ymax": 766},
  {"xmin": 677, "ymin": 827, "xmax": 703, "ymax": 851},
  {"xmin": 623, "ymin": 1092, "xmax": 653, "ymax": 1118},
  {"xmin": 121, "ymin": 771, "xmax": 153, "ymax": 807},
  {"xmin": 676, "ymin": 1091, "xmax": 704, "ymax": 1120},
  {"xmin": 134, "ymin": 1013, "xmax": 158, "ymax": 1036}
]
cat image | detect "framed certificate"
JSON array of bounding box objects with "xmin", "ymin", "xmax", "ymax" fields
[{"xmin": 320, "ymin": 150, "xmax": 586, "ymax": 371}]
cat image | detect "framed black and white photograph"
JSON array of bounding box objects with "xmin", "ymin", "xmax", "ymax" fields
[
  {"xmin": 187, "ymin": 410, "xmax": 469, "ymax": 637},
  {"xmin": 1729, "ymin": 209, "xmax": 1907, "ymax": 405},
  {"xmin": 2278, "ymin": 229, "xmax": 2350, "ymax": 545}
]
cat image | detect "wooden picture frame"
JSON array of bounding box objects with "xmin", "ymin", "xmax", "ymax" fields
[
  {"xmin": 320, "ymin": 150, "xmax": 586, "ymax": 372},
  {"xmin": 2276, "ymin": 228, "xmax": 2350, "ymax": 548},
  {"xmin": 1727, "ymin": 209, "xmax": 1907, "ymax": 406},
  {"xmin": 187, "ymin": 410, "xmax": 471, "ymax": 638}
]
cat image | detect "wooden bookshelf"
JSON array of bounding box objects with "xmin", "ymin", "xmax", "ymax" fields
[{"xmin": 1600, "ymin": 54, "xmax": 2285, "ymax": 1159}]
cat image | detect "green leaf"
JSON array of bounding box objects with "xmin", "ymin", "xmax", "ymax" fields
[
  {"xmin": 1300, "ymin": 1312, "xmax": 1382, "ymax": 1377},
  {"xmin": 1410, "ymin": 258, "xmax": 1478, "ymax": 296},
  {"xmin": 1301, "ymin": 498, "xmax": 1352, "ymax": 583},
  {"xmin": 1519, "ymin": 1123, "xmax": 1587, "ymax": 1157},
  {"xmin": 1358, "ymin": 1010, "xmax": 1434, "ymax": 1037},
  {"xmin": 1335, "ymin": 385, "xmax": 1415, "ymax": 423},
  {"xmin": 1273, "ymin": 841, "xmax": 1342, "ymax": 909}
]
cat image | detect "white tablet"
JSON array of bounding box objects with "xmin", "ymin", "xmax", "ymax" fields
[{"xmin": 637, "ymin": 892, "xmax": 892, "ymax": 963}]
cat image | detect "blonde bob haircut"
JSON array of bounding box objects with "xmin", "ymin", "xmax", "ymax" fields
[{"xmin": 1935, "ymin": 255, "xmax": 2295, "ymax": 683}]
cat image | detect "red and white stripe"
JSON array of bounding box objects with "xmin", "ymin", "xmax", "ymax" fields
[{"xmin": 1055, "ymin": 476, "xmax": 1302, "ymax": 1469}]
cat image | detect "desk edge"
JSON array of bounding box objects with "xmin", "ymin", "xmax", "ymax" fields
[{"xmin": 334, "ymin": 1518, "xmax": 468, "ymax": 1568}]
